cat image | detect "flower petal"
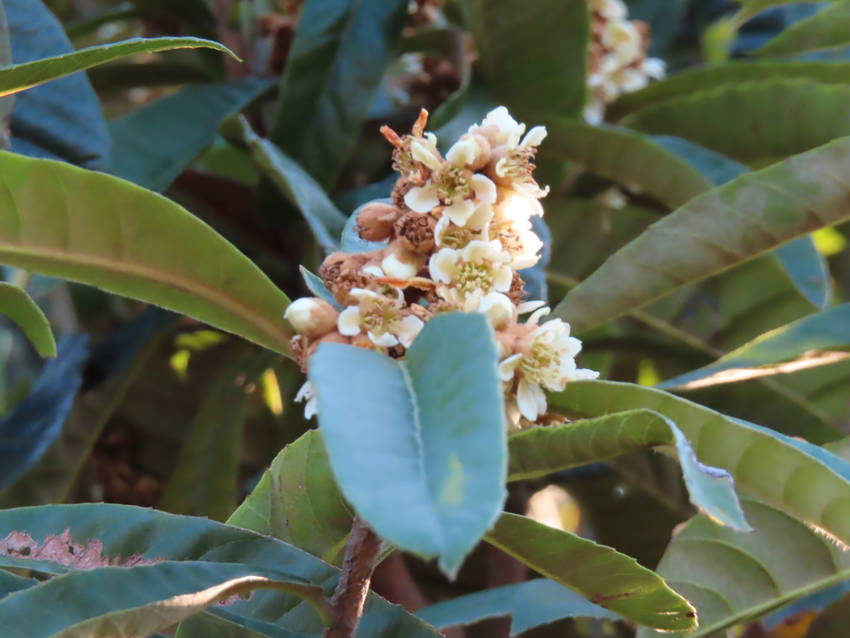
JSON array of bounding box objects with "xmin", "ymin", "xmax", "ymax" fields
[
  {"xmin": 396, "ymin": 315, "xmax": 424, "ymax": 348},
  {"xmin": 517, "ymin": 378, "xmax": 542, "ymax": 421},
  {"xmin": 471, "ymin": 174, "xmax": 497, "ymax": 204},
  {"xmin": 404, "ymin": 185, "xmax": 440, "ymax": 213},
  {"xmin": 429, "ymin": 248, "xmax": 459, "ymax": 283},
  {"xmin": 382, "ymin": 251, "xmax": 419, "ymax": 280},
  {"xmin": 368, "ymin": 331, "xmax": 399, "ymax": 348},
  {"xmin": 444, "ymin": 198, "xmax": 476, "ymax": 226},
  {"xmin": 337, "ymin": 306, "xmax": 362, "ymax": 336},
  {"xmin": 520, "ymin": 125, "xmax": 547, "ymax": 148},
  {"xmin": 499, "ymin": 354, "xmax": 522, "ymax": 381},
  {"xmin": 446, "ymin": 137, "xmax": 479, "ymax": 167},
  {"xmin": 479, "ymin": 292, "xmax": 514, "ymax": 328}
]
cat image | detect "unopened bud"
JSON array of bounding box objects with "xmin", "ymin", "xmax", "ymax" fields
[
  {"xmin": 381, "ymin": 247, "xmax": 420, "ymax": 280},
  {"xmin": 395, "ymin": 211, "xmax": 436, "ymax": 253},
  {"xmin": 284, "ymin": 297, "xmax": 339, "ymax": 338},
  {"xmin": 355, "ymin": 202, "xmax": 402, "ymax": 242}
]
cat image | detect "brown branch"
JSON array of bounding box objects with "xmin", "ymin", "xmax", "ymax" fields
[{"xmin": 323, "ymin": 517, "xmax": 382, "ymax": 638}]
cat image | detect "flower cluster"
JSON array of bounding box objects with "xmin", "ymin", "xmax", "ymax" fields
[
  {"xmin": 285, "ymin": 107, "xmax": 598, "ymax": 428},
  {"xmin": 585, "ymin": 0, "xmax": 666, "ymax": 123}
]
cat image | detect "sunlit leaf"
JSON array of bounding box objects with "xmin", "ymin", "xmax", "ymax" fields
[
  {"xmin": 0, "ymin": 36, "xmax": 236, "ymax": 98},
  {"xmin": 484, "ymin": 513, "xmax": 697, "ymax": 632},
  {"xmin": 0, "ymin": 151, "xmax": 292, "ymax": 354},
  {"xmin": 553, "ymin": 135, "xmax": 850, "ymax": 334},
  {"xmin": 551, "ymin": 381, "xmax": 850, "ymax": 545},
  {"xmin": 756, "ymin": 1, "xmax": 850, "ymax": 57},
  {"xmin": 508, "ymin": 409, "xmax": 749, "ymax": 530},
  {"xmin": 659, "ymin": 304, "xmax": 850, "ymax": 390},
  {"xmin": 0, "ymin": 282, "xmax": 54, "ymax": 356},
  {"xmin": 637, "ymin": 499, "xmax": 850, "ymax": 637}
]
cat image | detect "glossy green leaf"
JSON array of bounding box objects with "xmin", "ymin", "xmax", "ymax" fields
[
  {"xmin": 223, "ymin": 115, "xmax": 345, "ymax": 251},
  {"xmin": 310, "ymin": 312, "xmax": 506, "ymax": 576},
  {"xmin": 0, "ymin": 282, "xmax": 53, "ymax": 356},
  {"xmin": 544, "ymin": 120, "xmax": 711, "ymax": 209},
  {"xmin": 608, "ymin": 61, "xmax": 850, "ymax": 121},
  {"xmin": 637, "ymin": 499, "xmax": 850, "ymax": 637},
  {"xmin": 0, "ymin": 36, "xmax": 236, "ymax": 98},
  {"xmin": 417, "ymin": 578, "xmax": 620, "ymax": 635},
  {"xmin": 0, "ymin": 561, "xmax": 330, "ymax": 638},
  {"xmin": 462, "ymin": 0, "xmax": 588, "ymax": 118},
  {"xmin": 653, "ymin": 135, "xmax": 830, "ymax": 309},
  {"xmin": 0, "ymin": 503, "xmax": 440, "ymax": 638},
  {"xmin": 550, "ymin": 381, "xmax": 850, "ymax": 545},
  {"xmin": 0, "ymin": 151, "xmax": 292, "ymax": 354},
  {"xmin": 0, "ymin": 570, "xmax": 34, "ymax": 598},
  {"xmin": 228, "ymin": 430, "xmax": 352, "ymax": 565},
  {"xmin": 508, "ymin": 409, "xmax": 749, "ymax": 530},
  {"xmin": 484, "ymin": 513, "xmax": 697, "ymax": 632},
  {"xmin": 110, "ymin": 77, "xmax": 272, "ymax": 192},
  {"xmin": 756, "ymin": 1, "xmax": 850, "ymax": 56},
  {"xmin": 553, "ymin": 135, "xmax": 850, "ymax": 334},
  {"xmin": 270, "ymin": 0, "xmax": 408, "ymax": 188},
  {"xmin": 626, "ymin": 80, "xmax": 850, "ymax": 164},
  {"xmin": 159, "ymin": 345, "xmax": 275, "ymax": 520},
  {"xmin": 659, "ymin": 304, "xmax": 850, "ymax": 390},
  {"xmin": 5, "ymin": 0, "xmax": 109, "ymax": 168},
  {"xmin": 0, "ymin": 0, "xmax": 10, "ymax": 149}
]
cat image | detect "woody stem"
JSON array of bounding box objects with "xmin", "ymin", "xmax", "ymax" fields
[{"xmin": 322, "ymin": 516, "xmax": 382, "ymax": 638}]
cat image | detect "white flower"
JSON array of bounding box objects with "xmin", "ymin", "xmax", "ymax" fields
[
  {"xmin": 479, "ymin": 291, "xmax": 515, "ymax": 328},
  {"xmin": 381, "ymin": 249, "xmax": 420, "ymax": 280},
  {"xmin": 284, "ymin": 297, "xmax": 339, "ymax": 338},
  {"xmin": 429, "ymin": 239, "xmax": 513, "ymax": 310},
  {"xmin": 295, "ymin": 380, "xmax": 319, "ymax": 419},
  {"xmin": 499, "ymin": 311, "xmax": 599, "ymax": 422},
  {"xmin": 490, "ymin": 191, "xmax": 544, "ymax": 270},
  {"xmin": 403, "ymin": 132, "xmax": 497, "ymax": 225},
  {"xmin": 601, "ymin": 21, "xmax": 642, "ymax": 67},
  {"xmin": 337, "ymin": 288, "xmax": 424, "ymax": 348},
  {"xmin": 592, "ymin": 0, "xmax": 627, "ymax": 21},
  {"xmin": 434, "ymin": 201, "xmax": 493, "ymax": 248}
]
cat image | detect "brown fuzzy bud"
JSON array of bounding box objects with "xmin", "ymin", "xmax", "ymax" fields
[
  {"xmin": 356, "ymin": 202, "xmax": 402, "ymax": 242},
  {"xmin": 508, "ymin": 271, "xmax": 526, "ymax": 306},
  {"xmin": 320, "ymin": 252, "xmax": 370, "ymax": 305},
  {"xmin": 394, "ymin": 211, "xmax": 437, "ymax": 253},
  {"xmin": 392, "ymin": 177, "xmax": 415, "ymax": 210},
  {"xmin": 284, "ymin": 297, "xmax": 339, "ymax": 338},
  {"xmin": 307, "ymin": 330, "xmax": 350, "ymax": 359},
  {"xmin": 291, "ymin": 335, "xmax": 311, "ymax": 372}
]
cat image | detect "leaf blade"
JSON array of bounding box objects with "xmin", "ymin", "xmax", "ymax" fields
[{"xmin": 0, "ymin": 282, "xmax": 54, "ymax": 356}]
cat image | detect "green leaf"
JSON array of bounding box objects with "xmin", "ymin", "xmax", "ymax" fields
[
  {"xmin": 159, "ymin": 345, "xmax": 276, "ymax": 521},
  {"xmin": 0, "ymin": 282, "xmax": 53, "ymax": 356},
  {"xmin": 0, "ymin": 503, "xmax": 440, "ymax": 638},
  {"xmin": 659, "ymin": 304, "xmax": 850, "ymax": 390},
  {"xmin": 309, "ymin": 312, "xmax": 506, "ymax": 576},
  {"xmin": 550, "ymin": 380, "xmax": 850, "ymax": 545},
  {"xmin": 653, "ymin": 135, "xmax": 830, "ymax": 309},
  {"xmin": 228, "ymin": 430, "xmax": 353, "ymax": 565},
  {"xmin": 270, "ymin": 0, "xmax": 408, "ymax": 188},
  {"xmin": 607, "ymin": 61, "xmax": 850, "ymax": 121},
  {"xmin": 222, "ymin": 115, "xmax": 346, "ymax": 252},
  {"xmin": 462, "ymin": 0, "xmax": 588, "ymax": 118},
  {"xmin": 0, "ymin": 561, "xmax": 330, "ymax": 638},
  {"xmin": 625, "ymin": 80, "xmax": 850, "ymax": 165},
  {"xmin": 110, "ymin": 77, "xmax": 272, "ymax": 192},
  {"xmin": 0, "ymin": 151, "xmax": 292, "ymax": 354},
  {"xmin": 733, "ymin": 0, "xmax": 828, "ymax": 23},
  {"xmin": 756, "ymin": 1, "xmax": 850, "ymax": 57},
  {"xmin": 636, "ymin": 499, "xmax": 850, "ymax": 638},
  {"xmin": 417, "ymin": 578, "xmax": 621, "ymax": 635},
  {"xmin": 484, "ymin": 513, "xmax": 697, "ymax": 632},
  {"xmin": 544, "ymin": 120, "xmax": 711, "ymax": 209},
  {"xmin": 552, "ymin": 135, "xmax": 850, "ymax": 334},
  {"xmin": 0, "ymin": 36, "xmax": 237, "ymax": 98},
  {"xmin": 508, "ymin": 409, "xmax": 749, "ymax": 530},
  {"xmin": 0, "ymin": 570, "xmax": 34, "ymax": 598}
]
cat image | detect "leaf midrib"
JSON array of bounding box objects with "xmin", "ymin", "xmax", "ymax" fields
[{"xmin": 0, "ymin": 242, "xmax": 290, "ymax": 354}]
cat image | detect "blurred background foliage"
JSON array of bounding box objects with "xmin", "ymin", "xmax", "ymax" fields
[{"xmin": 2, "ymin": 0, "xmax": 850, "ymax": 636}]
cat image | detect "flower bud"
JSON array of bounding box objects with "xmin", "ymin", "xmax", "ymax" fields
[
  {"xmin": 381, "ymin": 247, "xmax": 420, "ymax": 280},
  {"xmin": 394, "ymin": 211, "xmax": 436, "ymax": 253},
  {"xmin": 355, "ymin": 202, "xmax": 402, "ymax": 242},
  {"xmin": 284, "ymin": 297, "xmax": 339, "ymax": 338}
]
